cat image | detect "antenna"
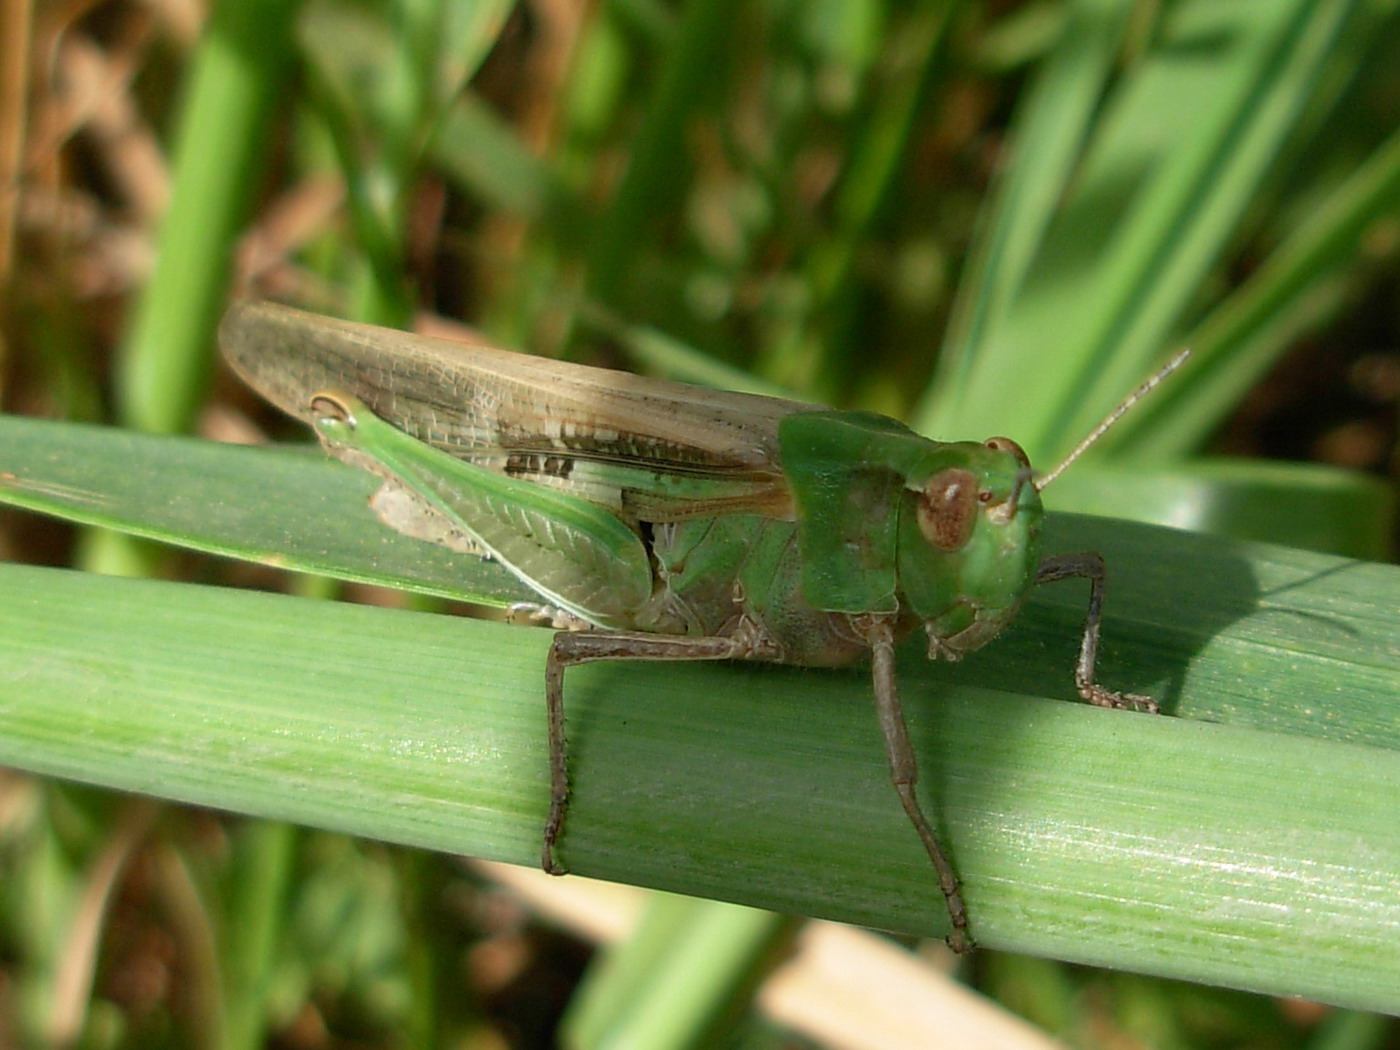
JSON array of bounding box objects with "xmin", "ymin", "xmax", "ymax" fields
[{"xmin": 1034, "ymin": 349, "xmax": 1190, "ymax": 493}]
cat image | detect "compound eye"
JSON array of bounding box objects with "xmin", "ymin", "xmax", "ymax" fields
[
  {"xmin": 984, "ymin": 436, "xmax": 1030, "ymax": 468},
  {"xmin": 917, "ymin": 468, "xmax": 979, "ymax": 552}
]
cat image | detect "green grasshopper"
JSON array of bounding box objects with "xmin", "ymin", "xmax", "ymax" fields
[{"xmin": 220, "ymin": 300, "xmax": 1183, "ymax": 951}]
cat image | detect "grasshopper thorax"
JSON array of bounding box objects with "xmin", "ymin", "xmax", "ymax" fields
[{"xmin": 779, "ymin": 412, "xmax": 1043, "ymax": 640}]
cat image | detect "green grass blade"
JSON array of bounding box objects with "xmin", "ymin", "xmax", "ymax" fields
[
  {"xmin": 117, "ymin": 0, "xmax": 300, "ymax": 435},
  {"xmin": 1110, "ymin": 123, "xmax": 1400, "ymax": 458},
  {"xmin": 937, "ymin": 0, "xmax": 1136, "ymax": 400},
  {"xmin": 221, "ymin": 821, "xmax": 298, "ymax": 1050},
  {"xmin": 564, "ymin": 895, "xmax": 791, "ymax": 1050},
  {"xmin": 1042, "ymin": 459, "xmax": 1394, "ymax": 559},
  {"xmin": 0, "ymin": 536, "xmax": 1396, "ymax": 1010},
  {"xmin": 916, "ymin": 0, "xmax": 1358, "ymax": 461},
  {"xmin": 0, "ymin": 415, "xmax": 526, "ymax": 606},
  {"xmin": 435, "ymin": 91, "xmax": 568, "ymax": 221},
  {"xmin": 578, "ymin": 306, "xmax": 798, "ymax": 397}
]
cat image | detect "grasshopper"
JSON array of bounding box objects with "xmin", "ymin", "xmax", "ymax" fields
[{"xmin": 220, "ymin": 300, "xmax": 1183, "ymax": 951}]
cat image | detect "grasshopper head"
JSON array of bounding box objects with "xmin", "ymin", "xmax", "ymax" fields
[
  {"xmin": 781, "ymin": 352, "xmax": 1188, "ymax": 659},
  {"xmin": 899, "ymin": 436, "xmax": 1043, "ymax": 659},
  {"xmin": 903, "ymin": 348, "xmax": 1192, "ymax": 659}
]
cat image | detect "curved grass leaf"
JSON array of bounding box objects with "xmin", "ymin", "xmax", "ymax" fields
[{"xmin": 0, "ymin": 415, "xmax": 525, "ymax": 606}]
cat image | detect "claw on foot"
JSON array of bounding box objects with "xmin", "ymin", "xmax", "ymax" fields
[
  {"xmin": 541, "ymin": 843, "xmax": 567, "ymax": 876},
  {"xmin": 945, "ymin": 928, "xmax": 976, "ymax": 955}
]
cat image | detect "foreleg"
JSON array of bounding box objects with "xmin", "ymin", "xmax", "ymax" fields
[
  {"xmin": 1036, "ymin": 553, "xmax": 1156, "ymax": 713},
  {"xmin": 856, "ymin": 614, "xmax": 973, "ymax": 953}
]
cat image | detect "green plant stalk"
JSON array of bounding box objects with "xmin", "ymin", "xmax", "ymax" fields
[
  {"xmin": 220, "ymin": 822, "xmax": 297, "ymax": 1050},
  {"xmin": 0, "ymin": 519, "xmax": 1397, "ymax": 1010},
  {"xmin": 937, "ymin": 0, "xmax": 1136, "ymax": 400},
  {"xmin": 116, "ymin": 0, "xmax": 299, "ymax": 435},
  {"xmin": 2, "ymin": 401, "xmax": 1397, "ymax": 1010}
]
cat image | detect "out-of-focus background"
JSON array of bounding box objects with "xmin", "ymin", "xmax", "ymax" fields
[{"xmin": 0, "ymin": 0, "xmax": 1397, "ymax": 1047}]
